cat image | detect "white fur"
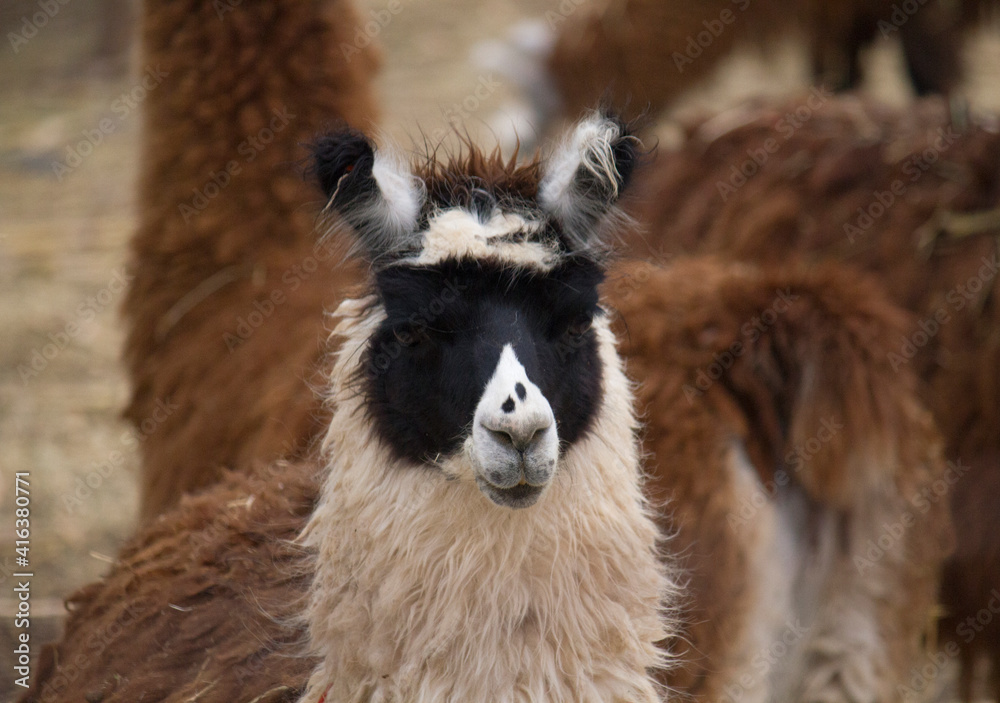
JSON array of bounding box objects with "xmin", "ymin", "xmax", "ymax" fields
[
  {"xmin": 329, "ymin": 149, "xmax": 426, "ymax": 259},
  {"xmin": 792, "ymin": 485, "xmax": 896, "ymax": 703},
  {"xmin": 472, "ymin": 344, "xmax": 558, "ymax": 498},
  {"xmin": 409, "ymin": 207, "xmax": 556, "ymax": 270},
  {"xmin": 372, "ymin": 151, "xmax": 424, "ymax": 235},
  {"xmin": 541, "ymin": 116, "xmax": 624, "ymax": 205},
  {"xmin": 721, "ymin": 444, "xmax": 894, "ymax": 702},
  {"xmin": 721, "ymin": 443, "xmax": 802, "ymax": 703},
  {"xmin": 539, "ymin": 115, "xmax": 629, "ymax": 250},
  {"xmin": 723, "ymin": 445, "xmax": 830, "ymax": 701},
  {"xmin": 297, "ymin": 298, "xmax": 674, "ymax": 703}
]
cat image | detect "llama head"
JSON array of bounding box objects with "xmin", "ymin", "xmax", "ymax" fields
[{"xmin": 312, "ymin": 114, "xmax": 637, "ymax": 509}]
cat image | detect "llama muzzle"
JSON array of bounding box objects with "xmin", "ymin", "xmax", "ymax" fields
[{"xmin": 472, "ymin": 344, "xmax": 559, "ymax": 508}]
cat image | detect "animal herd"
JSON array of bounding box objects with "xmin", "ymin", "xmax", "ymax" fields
[{"xmin": 19, "ymin": 0, "xmax": 999, "ymax": 702}]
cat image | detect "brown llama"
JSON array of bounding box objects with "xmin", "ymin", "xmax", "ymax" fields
[
  {"xmin": 608, "ymin": 258, "xmax": 952, "ymax": 701},
  {"xmin": 124, "ymin": 0, "xmax": 379, "ymax": 520},
  {"xmin": 22, "ymin": 114, "xmax": 676, "ymax": 703},
  {"xmin": 624, "ymin": 94, "xmax": 1000, "ymax": 700},
  {"xmin": 501, "ymin": 0, "xmax": 983, "ymax": 127},
  {"xmin": 20, "ymin": 461, "xmax": 320, "ymax": 703}
]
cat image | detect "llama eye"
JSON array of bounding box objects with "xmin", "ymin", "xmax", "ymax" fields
[
  {"xmin": 566, "ymin": 315, "xmax": 593, "ymax": 338},
  {"xmin": 393, "ymin": 326, "xmax": 422, "ymax": 347}
]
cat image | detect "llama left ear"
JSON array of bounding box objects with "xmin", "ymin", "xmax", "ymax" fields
[
  {"xmin": 538, "ymin": 114, "xmax": 638, "ymax": 251},
  {"xmin": 311, "ymin": 129, "xmax": 425, "ymax": 262}
]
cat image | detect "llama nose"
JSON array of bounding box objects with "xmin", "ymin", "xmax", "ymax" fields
[
  {"xmin": 472, "ymin": 344, "xmax": 560, "ymax": 503},
  {"xmin": 481, "ymin": 406, "xmax": 553, "ymax": 453}
]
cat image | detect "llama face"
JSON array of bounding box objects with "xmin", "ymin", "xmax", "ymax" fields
[
  {"xmin": 312, "ymin": 115, "xmax": 635, "ymax": 508},
  {"xmin": 363, "ymin": 255, "xmax": 605, "ymax": 507}
]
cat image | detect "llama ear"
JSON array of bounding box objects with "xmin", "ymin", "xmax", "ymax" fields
[
  {"xmin": 311, "ymin": 129, "xmax": 425, "ymax": 261},
  {"xmin": 538, "ymin": 113, "xmax": 638, "ymax": 252}
]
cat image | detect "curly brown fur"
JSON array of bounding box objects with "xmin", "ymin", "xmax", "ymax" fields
[
  {"xmin": 19, "ymin": 461, "xmax": 319, "ymax": 703},
  {"xmin": 624, "ymin": 94, "xmax": 1000, "ymax": 699},
  {"xmin": 125, "ymin": 0, "xmax": 379, "ymax": 520},
  {"xmin": 608, "ymin": 258, "xmax": 952, "ymax": 700}
]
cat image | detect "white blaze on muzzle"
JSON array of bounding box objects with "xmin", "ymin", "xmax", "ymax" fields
[{"xmin": 472, "ymin": 344, "xmax": 559, "ymax": 507}]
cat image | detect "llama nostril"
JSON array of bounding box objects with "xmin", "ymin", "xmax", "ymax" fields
[
  {"xmin": 512, "ymin": 422, "xmax": 551, "ymax": 452},
  {"xmin": 487, "ymin": 427, "xmax": 514, "ymax": 449},
  {"xmin": 522, "ymin": 426, "xmax": 545, "ymax": 450},
  {"xmin": 527, "ymin": 423, "xmax": 553, "ymax": 450},
  {"xmin": 482, "ymin": 418, "xmax": 551, "ymax": 453}
]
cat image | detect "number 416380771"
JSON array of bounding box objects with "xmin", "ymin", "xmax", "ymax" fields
[{"xmin": 15, "ymin": 473, "xmax": 30, "ymax": 560}]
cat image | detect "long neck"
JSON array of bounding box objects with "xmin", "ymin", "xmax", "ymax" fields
[
  {"xmin": 299, "ymin": 300, "xmax": 671, "ymax": 703},
  {"xmin": 135, "ymin": 0, "xmax": 378, "ymax": 260},
  {"xmin": 127, "ymin": 0, "xmax": 379, "ymax": 517}
]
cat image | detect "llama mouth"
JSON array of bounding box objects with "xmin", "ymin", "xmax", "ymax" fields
[{"xmin": 479, "ymin": 480, "xmax": 545, "ymax": 509}]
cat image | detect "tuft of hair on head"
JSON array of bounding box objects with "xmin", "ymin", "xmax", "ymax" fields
[
  {"xmin": 538, "ymin": 111, "xmax": 640, "ymax": 255},
  {"xmin": 309, "ymin": 128, "xmax": 426, "ymax": 266}
]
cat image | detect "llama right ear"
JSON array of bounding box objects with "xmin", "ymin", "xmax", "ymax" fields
[
  {"xmin": 538, "ymin": 113, "xmax": 639, "ymax": 252},
  {"xmin": 311, "ymin": 129, "xmax": 425, "ymax": 261}
]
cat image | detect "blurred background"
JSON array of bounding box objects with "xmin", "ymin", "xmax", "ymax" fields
[{"xmin": 1, "ymin": 0, "xmax": 999, "ymax": 700}]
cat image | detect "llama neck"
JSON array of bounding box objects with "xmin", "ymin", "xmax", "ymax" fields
[{"xmin": 299, "ymin": 303, "xmax": 670, "ymax": 703}]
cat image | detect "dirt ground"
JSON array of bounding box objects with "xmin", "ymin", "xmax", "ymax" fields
[{"xmin": 1, "ymin": 1, "xmax": 999, "ymax": 701}]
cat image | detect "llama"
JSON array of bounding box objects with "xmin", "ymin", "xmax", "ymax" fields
[
  {"xmin": 607, "ymin": 258, "xmax": 953, "ymax": 701},
  {"xmin": 623, "ymin": 94, "xmax": 1000, "ymax": 700},
  {"xmin": 22, "ymin": 114, "xmax": 674, "ymax": 703},
  {"xmin": 298, "ymin": 115, "xmax": 673, "ymax": 703},
  {"xmin": 124, "ymin": 0, "xmax": 380, "ymax": 520},
  {"xmin": 490, "ymin": 0, "xmax": 982, "ymax": 130}
]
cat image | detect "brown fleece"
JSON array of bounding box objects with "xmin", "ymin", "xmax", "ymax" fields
[
  {"xmin": 20, "ymin": 461, "xmax": 318, "ymax": 703},
  {"xmin": 546, "ymin": 0, "xmax": 980, "ymax": 121},
  {"xmin": 125, "ymin": 0, "xmax": 379, "ymax": 520},
  {"xmin": 624, "ymin": 94, "xmax": 1000, "ymax": 699},
  {"xmin": 608, "ymin": 259, "xmax": 952, "ymax": 699}
]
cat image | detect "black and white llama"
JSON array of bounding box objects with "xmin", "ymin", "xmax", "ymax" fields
[{"xmin": 299, "ymin": 115, "xmax": 674, "ymax": 703}]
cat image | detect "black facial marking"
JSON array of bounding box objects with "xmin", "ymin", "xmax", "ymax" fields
[
  {"xmin": 362, "ymin": 257, "xmax": 605, "ymax": 466},
  {"xmin": 502, "ymin": 397, "xmax": 516, "ymax": 413}
]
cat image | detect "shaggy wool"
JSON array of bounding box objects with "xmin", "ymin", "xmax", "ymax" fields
[
  {"xmin": 19, "ymin": 461, "xmax": 319, "ymax": 703},
  {"xmin": 297, "ymin": 295, "xmax": 671, "ymax": 703},
  {"xmin": 125, "ymin": 0, "xmax": 379, "ymax": 520},
  {"xmin": 608, "ymin": 258, "xmax": 953, "ymax": 701},
  {"xmin": 546, "ymin": 0, "xmax": 980, "ymax": 122},
  {"xmin": 623, "ymin": 94, "xmax": 1000, "ymax": 699}
]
